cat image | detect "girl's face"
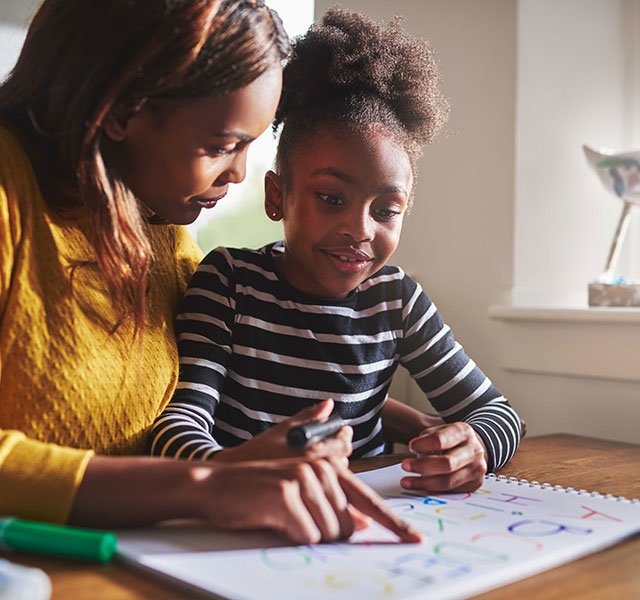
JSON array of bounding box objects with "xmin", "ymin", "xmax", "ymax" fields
[
  {"xmin": 110, "ymin": 65, "xmax": 282, "ymax": 225},
  {"xmin": 266, "ymin": 127, "xmax": 413, "ymax": 299}
]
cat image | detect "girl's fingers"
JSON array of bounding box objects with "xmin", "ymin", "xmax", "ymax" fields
[
  {"xmin": 401, "ymin": 442, "xmax": 484, "ymax": 476},
  {"xmin": 335, "ymin": 466, "xmax": 422, "ymax": 543},
  {"xmin": 408, "ymin": 422, "xmax": 471, "ymax": 455},
  {"xmin": 283, "ymin": 399, "xmax": 334, "ymax": 429},
  {"xmin": 307, "ymin": 426, "xmax": 353, "ymax": 460},
  {"xmin": 400, "ymin": 462, "xmax": 486, "ymax": 494}
]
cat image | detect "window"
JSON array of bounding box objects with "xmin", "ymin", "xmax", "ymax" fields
[{"xmin": 513, "ymin": 0, "xmax": 640, "ymax": 307}]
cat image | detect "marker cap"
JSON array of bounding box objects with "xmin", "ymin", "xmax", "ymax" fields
[{"xmin": 0, "ymin": 518, "xmax": 117, "ymax": 563}]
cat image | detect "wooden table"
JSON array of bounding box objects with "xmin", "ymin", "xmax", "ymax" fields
[{"xmin": 4, "ymin": 434, "xmax": 639, "ymax": 599}]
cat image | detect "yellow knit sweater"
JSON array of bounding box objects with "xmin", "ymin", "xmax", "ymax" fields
[{"xmin": 0, "ymin": 126, "xmax": 203, "ymax": 523}]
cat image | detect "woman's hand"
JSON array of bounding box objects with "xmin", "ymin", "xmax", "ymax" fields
[
  {"xmin": 70, "ymin": 454, "xmax": 421, "ymax": 545},
  {"xmin": 400, "ymin": 422, "xmax": 488, "ymax": 493},
  {"xmin": 213, "ymin": 399, "xmax": 352, "ymax": 464},
  {"xmin": 196, "ymin": 457, "xmax": 423, "ymax": 545}
]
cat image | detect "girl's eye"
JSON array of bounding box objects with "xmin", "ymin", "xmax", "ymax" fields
[
  {"xmin": 318, "ymin": 193, "xmax": 343, "ymax": 206},
  {"xmin": 375, "ymin": 207, "xmax": 401, "ymax": 220}
]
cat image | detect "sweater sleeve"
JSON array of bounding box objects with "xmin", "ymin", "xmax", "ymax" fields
[
  {"xmin": 174, "ymin": 225, "xmax": 204, "ymax": 297},
  {"xmin": 398, "ymin": 276, "xmax": 521, "ymax": 472},
  {"xmin": 147, "ymin": 247, "xmax": 236, "ymax": 460},
  {"xmin": 0, "ymin": 131, "xmax": 93, "ymax": 523}
]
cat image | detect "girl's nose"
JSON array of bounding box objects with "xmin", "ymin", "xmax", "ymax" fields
[{"xmin": 340, "ymin": 208, "xmax": 374, "ymax": 242}]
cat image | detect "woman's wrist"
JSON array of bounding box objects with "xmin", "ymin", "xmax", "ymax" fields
[{"xmin": 69, "ymin": 455, "xmax": 207, "ymax": 527}]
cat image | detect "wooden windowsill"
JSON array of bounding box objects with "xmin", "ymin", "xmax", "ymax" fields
[{"xmin": 488, "ymin": 304, "xmax": 640, "ymax": 382}]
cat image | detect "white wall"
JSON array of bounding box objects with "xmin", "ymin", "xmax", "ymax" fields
[
  {"xmin": 315, "ymin": 0, "xmax": 640, "ymax": 444},
  {"xmin": 506, "ymin": 0, "xmax": 640, "ymax": 444},
  {"xmin": 315, "ymin": 0, "xmax": 517, "ymax": 415}
]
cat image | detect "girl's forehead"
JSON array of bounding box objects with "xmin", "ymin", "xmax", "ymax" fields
[{"xmin": 292, "ymin": 126, "xmax": 414, "ymax": 192}]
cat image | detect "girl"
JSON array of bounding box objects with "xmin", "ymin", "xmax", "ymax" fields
[
  {"xmin": 0, "ymin": 0, "xmax": 419, "ymax": 545},
  {"xmin": 151, "ymin": 7, "xmax": 522, "ymax": 494}
]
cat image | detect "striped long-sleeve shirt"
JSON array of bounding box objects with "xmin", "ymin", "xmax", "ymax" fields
[{"xmin": 148, "ymin": 242, "xmax": 521, "ymax": 469}]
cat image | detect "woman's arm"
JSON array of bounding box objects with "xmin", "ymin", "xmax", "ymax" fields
[{"xmin": 69, "ymin": 454, "xmax": 422, "ymax": 545}]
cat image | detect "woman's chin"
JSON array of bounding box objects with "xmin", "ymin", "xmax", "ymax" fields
[{"xmin": 154, "ymin": 205, "xmax": 202, "ymax": 226}]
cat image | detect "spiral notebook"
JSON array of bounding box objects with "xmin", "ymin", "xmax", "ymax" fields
[{"xmin": 117, "ymin": 464, "xmax": 640, "ymax": 600}]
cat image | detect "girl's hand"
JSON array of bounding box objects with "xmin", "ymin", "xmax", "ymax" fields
[
  {"xmin": 400, "ymin": 422, "xmax": 488, "ymax": 493},
  {"xmin": 197, "ymin": 457, "xmax": 422, "ymax": 545},
  {"xmin": 212, "ymin": 399, "xmax": 352, "ymax": 463}
]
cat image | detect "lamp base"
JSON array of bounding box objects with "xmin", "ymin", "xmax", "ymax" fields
[{"xmin": 588, "ymin": 282, "xmax": 640, "ymax": 307}]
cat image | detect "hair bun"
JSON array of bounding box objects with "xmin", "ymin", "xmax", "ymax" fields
[{"xmin": 276, "ymin": 7, "xmax": 448, "ymax": 146}]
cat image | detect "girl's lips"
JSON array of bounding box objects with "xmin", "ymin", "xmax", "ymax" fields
[{"xmin": 325, "ymin": 251, "xmax": 372, "ymax": 273}]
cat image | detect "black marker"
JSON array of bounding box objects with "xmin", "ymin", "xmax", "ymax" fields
[{"xmin": 286, "ymin": 415, "xmax": 345, "ymax": 449}]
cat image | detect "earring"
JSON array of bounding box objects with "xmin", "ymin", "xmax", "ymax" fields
[{"xmin": 272, "ymin": 212, "xmax": 278, "ymax": 218}]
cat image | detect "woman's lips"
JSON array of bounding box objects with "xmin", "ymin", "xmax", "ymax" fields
[{"xmin": 194, "ymin": 191, "xmax": 227, "ymax": 209}]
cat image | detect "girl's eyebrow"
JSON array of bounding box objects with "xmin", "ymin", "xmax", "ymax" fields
[{"xmin": 310, "ymin": 167, "xmax": 408, "ymax": 196}]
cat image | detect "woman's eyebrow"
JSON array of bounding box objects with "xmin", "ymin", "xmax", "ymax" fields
[
  {"xmin": 310, "ymin": 167, "xmax": 408, "ymax": 196},
  {"xmin": 209, "ymin": 130, "xmax": 255, "ymax": 142}
]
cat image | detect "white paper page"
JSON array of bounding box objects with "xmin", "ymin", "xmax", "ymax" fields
[{"xmin": 117, "ymin": 465, "xmax": 640, "ymax": 600}]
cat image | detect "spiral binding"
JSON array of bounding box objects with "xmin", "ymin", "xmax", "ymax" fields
[{"xmin": 484, "ymin": 473, "xmax": 639, "ymax": 504}]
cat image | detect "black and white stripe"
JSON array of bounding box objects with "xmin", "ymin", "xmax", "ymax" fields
[{"xmin": 149, "ymin": 243, "xmax": 521, "ymax": 468}]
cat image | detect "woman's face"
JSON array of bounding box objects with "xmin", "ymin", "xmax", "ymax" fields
[{"xmin": 112, "ymin": 65, "xmax": 282, "ymax": 225}]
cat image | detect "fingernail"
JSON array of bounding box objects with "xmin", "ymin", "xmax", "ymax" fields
[
  {"xmin": 400, "ymin": 478, "xmax": 412, "ymax": 489},
  {"xmin": 401, "ymin": 460, "xmax": 412, "ymax": 471},
  {"xmin": 407, "ymin": 528, "xmax": 423, "ymax": 543}
]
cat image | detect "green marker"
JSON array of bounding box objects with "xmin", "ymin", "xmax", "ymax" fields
[{"xmin": 0, "ymin": 518, "xmax": 117, "ymax": 563}]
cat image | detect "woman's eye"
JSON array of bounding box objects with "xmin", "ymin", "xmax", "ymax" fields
[
  {"xmin": 206, "ymin": 144, "xmax": 237, "ymax": 156},
  {"xmin": 318, "ymin": 193, "xmax": 343, "ymax": 206}
]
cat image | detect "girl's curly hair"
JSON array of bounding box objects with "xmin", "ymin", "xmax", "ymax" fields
[{"xmin": 274, "ymin": 6, "xmax": 449, "ymax": 179}]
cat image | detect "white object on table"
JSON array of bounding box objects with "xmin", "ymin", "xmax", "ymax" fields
[{"xmin": 0, "ymin": 558, "xmax": 51, "ymax": 600}]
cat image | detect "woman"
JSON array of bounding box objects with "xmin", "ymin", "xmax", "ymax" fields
[{"xmin": 0, "ymin": 0, "xmax": 419, "ymax": 545}]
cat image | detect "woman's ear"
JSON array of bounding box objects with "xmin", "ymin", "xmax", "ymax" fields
[
  {"xmin": 102, "ymin": 105, "xmax": 130, "ymax": 142},
  {"xmin": 102, "ymin": 100, "xmax": 147, "ymax": 142},
  {"xmin": 264, "ymin": 170, "xmax": 284, "ymax": 221}
]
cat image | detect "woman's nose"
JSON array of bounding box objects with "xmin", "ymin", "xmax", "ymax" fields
[{"xmin": 220, "ymin": 149, "xmax": 248, "ymax": 185}]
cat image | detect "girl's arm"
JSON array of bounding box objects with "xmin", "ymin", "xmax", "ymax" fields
[
  {"xmin": 397, "ymin": 280, "xmax": 522, "ymax": 492},
  {"xmin": 212, "ymin": 399, "xmax": 352, "ymax": 463},
  {"xmin": 148, "ymin": 249, "xmax": 235, "ymax": 459},
  {"xmin": 381, "ymin": 398, "xmax": 443, "ymax": 445},
  {"xmin": 68, "ymin": 454, "xmax": 422, "ymax": 545}
]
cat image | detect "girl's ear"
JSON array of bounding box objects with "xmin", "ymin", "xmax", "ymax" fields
[{"xmin": 264, "ymin": 170, "xmax": 284, "ymax": 221}]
